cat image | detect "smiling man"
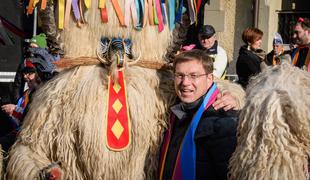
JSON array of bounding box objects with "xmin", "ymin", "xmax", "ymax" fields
[
  {"xmin": 158, "ymin": 49, "xmax": 238, "ymax": 180},
  {"xmin": 291, "ymin": 17, "xmax": 310, "ymax": 71}
]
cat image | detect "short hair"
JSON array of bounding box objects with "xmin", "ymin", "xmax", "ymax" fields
[
  {"xmin": 296, "ymin": 17, "xmax": 310, "ymax": 30},
  {"xmin": 173, "ymin": 49, "xmax": 214, "ymax": 74},
  {"xmin": 242, "ymin": 27, "xmax": 263, "ymax": 44}
]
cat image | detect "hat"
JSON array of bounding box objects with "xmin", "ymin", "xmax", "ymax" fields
[
  {"xmin": 22, "ymin": 59, "xmax": 36, "ymax": 73},
  {"xmin": 273, "ymin": 33, "xmax": 283, "ymax": 45},
  {"xmin": 30, "ymin": 33, "xmax": 47, "ymax": 48},
  {"xmin": 199, "ymin": 25, "xmax": 216, "ymax": 39}
]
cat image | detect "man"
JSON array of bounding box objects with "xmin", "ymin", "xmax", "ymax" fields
[
  {"xmin": 198, "ymin": 25, "xmax": 228, "ymax": 79},
  {"xmin": 291, "ymin": 17, "xmax": 310, "ymax": 71},
  {"xmin": 1, "ymin": 58, "xmax": 56, "ymax": 152},
  {"xmin": 158, "ymin": 49, "xmax": 238, "ymax": 180},
  {"xmin": 266, "ymin": 33, "xmax": 285, "ymax": 65}
]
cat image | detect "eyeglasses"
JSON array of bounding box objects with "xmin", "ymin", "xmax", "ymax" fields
[{"xmin": 174, "ymin": 73, "xmax": 208, "ymax": 81}]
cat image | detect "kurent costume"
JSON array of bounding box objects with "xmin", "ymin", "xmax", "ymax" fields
[
  {"xmin": 4, "ymin": 0, "xmax": 245, "ymax": 179},
  {"xmin": 159, "ymin": 83, "xmax": 238, "ymax": 180},
  {"xmin": 230, "ymin": 63, "xmax": 310, "ymax": 180}
]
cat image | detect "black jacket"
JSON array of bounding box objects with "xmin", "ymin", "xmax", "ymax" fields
[
  {"xmin": 161, "ymin": 96, "xmax": 238, "ymax": 180},
  {"xmin": 236, "ymin": 45, "xmax": 262, "ymax": 88}
]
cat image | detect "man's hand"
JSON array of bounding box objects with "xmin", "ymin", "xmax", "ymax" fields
[
  {"xmin": 1, "ymin": 104, "xmax": 16, "ymax": 116},
  {"xmin": 213, "ymin": 91, "xmax": 238, "ymax": 111}
]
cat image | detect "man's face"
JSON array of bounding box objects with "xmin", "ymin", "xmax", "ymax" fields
[
  {"xmin": 23, "ymin": 72, "xmax": 40, "ymax": 90},
  {"xmin": 293, "ymin": 24, "xmax": 310, "ymax": 45},
  {"xmin": 174, "ymin": 59, "xmax": 213, "ymax": 103},
  {"xmin": 199, "ymin": 35, "xmax": 216, "ymax": 49},
  {"xmin": 273, "ymin": 44, "xmax": 283, "ymax": 55}
]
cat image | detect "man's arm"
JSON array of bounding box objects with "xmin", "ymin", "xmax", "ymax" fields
[
  {"xmin": 213, "ymin": 80, "xmax": 245, "ymax": 111},
  {"xmin": 213, "ymin": 91, "xmax": 239, "ymax": 111}
]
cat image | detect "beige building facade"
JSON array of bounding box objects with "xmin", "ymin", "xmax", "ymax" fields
[{"xmin": 204, "ymin": 0, "xmax": 283, "ymax": 73}]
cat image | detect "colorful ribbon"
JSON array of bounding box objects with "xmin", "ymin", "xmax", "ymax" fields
[
  {"xmin": 99, "ymin": 0, "xmax": 108, "ymax": 23},
  {"xmin": 175, "ymin": 0, "xmax": 183, "ymax": 23},
  {"xmin": 168, "ymin": 0, "xmax": 176, "ymax": 30},
  {"xmin": 142, "ymin": 0, "xmax": 148, "ymax": 27},
  {"xmin": 58, "ymin": 0, "xmax": 65, "ymax": 29},
  {"xmin": 131, "ymin": 0, "xmax": 138, "ymax": 27},
  {"xmin": 41, "ymin": 0, "xmax": 47, "ymax": 10},
  {"xmin": 27, "ymin": 0, "xmax": 35, "ymax": 14},
  {"xmin": 187, "ymin": 0, "xmax": 196, "ymax": 24},
  {"xmin": 147, "ymin": 0, "xmax": 154, "ymax": 25},
  {"xmin": 101, "ymin": 7, "xmax": 109, "ymax": 23},
  {"xmin": 135, "ymin": 0, "xmax": 144, "ymax": 30},
  {"xmin": 84, "ymin": 0, "xmax": 92, "ymax": 9},
  {"xmin": 161, "ymin": 0, "xmax": 167, "ymax": 24},
  {"xmin": 72, "ymin": 0, "xmax": 81, "ymax": 21},
  {"xmin": 64, "ymin": 0, "xmax": 73, "ymax": 28},
  {"xmin": 155, "ymin": 0, "xmax": 164, "ymax": 32},
  {"xmin": 111, "ymin": 0, "xmax": 125, "ymax": 26},
  {"xmin": 159, "ymin": 83, "xmax": 219, "ymax": 180}
]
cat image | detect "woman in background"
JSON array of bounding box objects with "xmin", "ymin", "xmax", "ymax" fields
[{"xmin": 236, "ymin": 27, "xmax": 265, "ymax": 88}]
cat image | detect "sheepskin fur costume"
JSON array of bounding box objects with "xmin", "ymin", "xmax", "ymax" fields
[
  {"xmin": 5, "ymin": 0, "xmax": 245, "ymax": 179},
  {"xmin": 6, "ymin": 66, "xmax": 245, "ymax": 179},
  {"xmin": 229, "ymin": 63, "xmax": 310, "ymax": 180}
]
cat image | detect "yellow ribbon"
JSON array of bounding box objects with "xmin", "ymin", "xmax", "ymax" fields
[
  {"xmin": 84, "ymin": 0, "xmax": 92, "ymax": 9},
  {"xmin": 99, "ymin": 0, "xmax": 106, "ymax": 8},
  {"xmin": 58, "ymin": 0, "xmax": 65, "ymax": 29}
]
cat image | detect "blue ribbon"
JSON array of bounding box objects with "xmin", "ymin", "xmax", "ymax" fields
[
  {"xmin": 135, "ymin": 0, "xmax": 144, "ymax": 30},
  {"xmin": 161, "ymin": 0, "xmax": 167, "ymax": 25},
  {"xmin": 179, "ymin": 83, "xmax": 218, "ymax": 180},
  {"xmin": 168, "ymin": 0, "xmax": 176, "ymax": 31},
  {"xmin": 175, "ymin": 0, "xmax": 183, "ymax": 23}
]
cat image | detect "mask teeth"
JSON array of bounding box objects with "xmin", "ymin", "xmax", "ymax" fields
[{"xmin": 124, "ymin": 38, "xmax": 133, "ymax": 59}]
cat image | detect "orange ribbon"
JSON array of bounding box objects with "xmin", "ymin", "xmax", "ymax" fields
[
  {"xmin": 41, "ymin": 0, "xmax": 47, "ymax": 10},
  {"xmin": 111, "ymin": 0, "xmax": 125, "ymax": 26},
  {"xmin": 27, "ymin": 0, "xmax": 35, "ymax": 14}
]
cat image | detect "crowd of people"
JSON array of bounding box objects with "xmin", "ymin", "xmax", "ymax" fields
[
  {"xmin": 0, "ymin": 33, "xmax": 58, "ymax": 152},
  {"xmin": 0, "ymin": 15, "xmax": 309, "ymax": 179}
]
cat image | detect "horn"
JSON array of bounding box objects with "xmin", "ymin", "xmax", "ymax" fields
[
  {"xmin": 123, "ymin": 38, "xmax": 141, "ymax": 66},
  {"xmin": 127, "ymin": 51, "xmax": 141, "ymax": 66}
]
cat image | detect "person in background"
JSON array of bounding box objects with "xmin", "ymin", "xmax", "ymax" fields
[
  {"xmin": 11, "ymin": 33, "xmax": 58, "ymax": 103},
  {"xmin": 198, "ymin": 25, "xmax": 228, "ymax": 79},
  {"xmin": 1, "ymin": 57, "xmax": 57, "ymax": 152},
  {"xmin": 158, "ymin": 49, "xmax": 238, "ymax": 180},
  {"xmin": 291, "ymin": 17, "xmax": 310, "ymax": 71},
  {"xmin": 266, "ymin": 33, "xmax": 285, "ymax": 65},
  {"xmin": 236, "ymin": 27, "xmax": 265, "ymax": 88}
]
